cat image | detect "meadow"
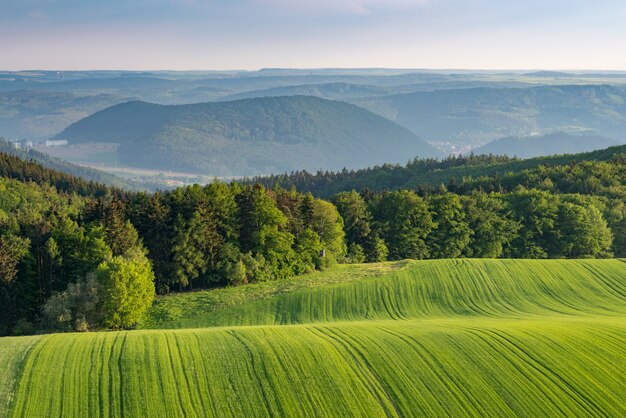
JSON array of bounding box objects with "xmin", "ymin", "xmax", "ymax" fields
[{"xmin": 3, "ymin": 259, "xmax": 626, "ymax": 417}]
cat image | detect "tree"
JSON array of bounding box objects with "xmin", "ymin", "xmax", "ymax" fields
[
  {"xmin": 0, "ymin": 234, "xmax": 30, "ymax": 284},
  {"xmin": 307, "ymin": 198, "xmax": 346, "ymax": 263},
  {"xmin": 371, "ymin": 190, "xmax": 435, "ymax": 260},
  {"xmin": 295, "ymin": 228, "xmax": 325, "ymax": 272},
  {"xmin": 130, "ymin": 192, "xmax": 172, "ymax": 292},
  {"xmin": 505, "ymin": 189, "xmax": 559, "ymax": 258},
  {"xmin": 86, "ymin": 197, "xmax": 141, "ymax": 257},
  {"xmin": 367, "ymin": 236, "xmax": 389, "ymax": 262},
  {"xmin": 347, "ymin": 243, "xmax": 366, "ymax": 264},
  {"xmin": 554, "ymin": 200, "xmax": 613, "ymax": 258},
  {"xmin": 427, "ymin": 194, "xmax": 471, "ymax": 258},
  {"xmin": 41, "ymin": 274, "xmax": 103, "ymax": 332},
  {"xmin": 333, "ymin": 191, "xmax": 372, "ymax": 249},
  {"xmin": 236, "ymin": 185, "xmax": 287, "ymax": 253},
  {"xmin": 461, "ymin": 192, "xmax": 520, "ymax": 258},
  {"xmin": 97, "ymin": 250, "xmax": 155, "ymax": 329},
  {"xmin": 171, "ymin": 202, "xmax": 223, "ymax": 290}
]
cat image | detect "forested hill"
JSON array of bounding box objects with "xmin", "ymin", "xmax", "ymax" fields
[
  {"xmin": 0, "ymin": 139, "xmax": 140, "ymax": 191},
  {"xmin": 355, "ymin": 84, "xmax": 626, "ymax": 145},
  {"xmin": 0, "ymin": 151, "xmax": 128, "ymax": 197},
  {"xmin": 473, "ymin": 132, "xmax": 623, "ymax": 159},
  {"xmin": 248, "ymin": 144, "xmax": 626, "ymax": 197},
  {"xmin": 55, "ymin": 96, "xmax": 442, "ymax": 176}
]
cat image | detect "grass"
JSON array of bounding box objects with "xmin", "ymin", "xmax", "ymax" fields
[
  {"xmin": 0, "ymin": 336, "xmax": 41, "ymax": 417},
  {"xmin": 8, "ymin": 318, "xmax": 626, "ymax": 417},
  {"xmin": 142, "ymin": 259, "xmax": 626, "ymax": 329},
  {"xmin": 140, "ymin": 261, "xmax": 408, "ymax": 329},
  {"xmin": 3, "ymin": 259, "xmax": 626, "ymax": 417}
]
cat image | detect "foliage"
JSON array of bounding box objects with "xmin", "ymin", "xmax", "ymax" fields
[
  {"xmin": 3, "ymin": 145, "xmax": 626, "ymax": 335},
  {"xmin": 97, "ymin": 250, "xmax": 155, "ymax": 329},
  {"xmin": 41, "ymin": 275, "xmax": 104, "ymax": 332}
]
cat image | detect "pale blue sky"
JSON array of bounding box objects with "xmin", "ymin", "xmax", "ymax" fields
[{"xmin": 1, "ymin": 0, "xmax": 625, "ymax": 70}]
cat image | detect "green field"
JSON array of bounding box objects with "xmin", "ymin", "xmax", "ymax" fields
[{"xmin": 3, "ymin": 259, "xmax": 626, "ymax": 417}]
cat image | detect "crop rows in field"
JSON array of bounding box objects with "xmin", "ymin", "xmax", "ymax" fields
[
  {"xmin": 9, "ymin": 318, "xmax": 626, "ymax": 417},
  {"xmin": 0, "ymin": 336, "xmax": 41, "ymax": 417},
  {"xmin": 146, "ymin": 259, "xmax": 626, "ymax": 329},
  {"xmin": 4, "ymin": 259, "xmax": 626, "ymax": 417}
]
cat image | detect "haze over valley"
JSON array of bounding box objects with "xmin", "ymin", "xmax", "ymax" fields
[{"xmin": 3, "ymin": 0, "xmax": 626, "ymax": 417}]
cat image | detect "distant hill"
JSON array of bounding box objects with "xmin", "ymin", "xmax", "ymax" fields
[
  {"xmin": 355, "ymin": 85, "xmax": 626, "ymax": 146},
  {"xmin": 219, "ymin": 82, "xmax": 393, "ymax": 101},
  {"xmin": 0, "ymin": 90, "xmax": 125, "ymax": 139},
  {"xmin": 56, "ymin": 96, "xmax": 442, "ymax": 176},
  {"xmin": 473, "ymin": 132, "xmax": 624, "ymax": 158}
]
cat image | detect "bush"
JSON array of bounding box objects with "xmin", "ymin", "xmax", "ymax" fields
[{"xmin": 41, "ymin": 275, "xmax": 103, "ymax": 332}]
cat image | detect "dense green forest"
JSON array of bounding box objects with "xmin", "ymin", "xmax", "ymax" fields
[
  {"xmin": 0, "ymin": 139, "xmax": 139, "ymax": 190},
  {"xmin": 0, "ymin": 154, "xmax": 345, "ymax": 335},
  {"xmin": 250, "ymin": 145, "xmax": 626, "ymax": 196},
  {"xmin": 2, "ymin": 146, "xmax": 626, "ymax": 336},
  {"xmin": 55, "ymin": 96, "xmax": 442, "ymax": 175}
]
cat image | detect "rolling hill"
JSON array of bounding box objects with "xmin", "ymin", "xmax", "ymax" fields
[
  {"xmin": 355, "ymin": 85, "xmax": 626, "ymax": 147},
  {"xmin": 55, "ymin": 96, "xmax": 442, "ymax": 176},
  {"xmin": 473, "ymin": 132, "xmax": 624, "ymax": 158},
  {"xmin": 3, "ymin": 259, "xmax": 626, "ymax": 416},
  {"xmin": 0, "ymin": 90, "xmax": 125, "ymax": 139}
]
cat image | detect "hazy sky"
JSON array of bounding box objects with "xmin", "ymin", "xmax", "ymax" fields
[{"xmin": 1, "ymin": 0, "xmax": 626, "ymax": 70}]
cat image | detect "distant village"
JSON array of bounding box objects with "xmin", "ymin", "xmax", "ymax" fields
[{"xmin": 11, "ymin": 139, "xmax": 68, "ymax": 149}]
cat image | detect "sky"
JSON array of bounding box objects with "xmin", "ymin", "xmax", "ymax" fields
[{"xmin": 1, "ymin": 0, "xmax": 626, "ymax": 70}]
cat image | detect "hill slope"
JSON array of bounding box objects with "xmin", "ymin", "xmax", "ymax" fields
[
  {"xmin": 0, "ymin": 139, "xmax": 140, "ymax": 191},
  {"xmin": 474, "ymin": 132, "xmax": 623, "ymax": 158},
  {"xmin": 356, "ymin": 85, "xmax": 626, "ymax": 146},
  {"xmin": 56, "ymin": 96, "xmax": 442, "ymax": 176},
  {"xmin": 3, "ymin": 259, "xmax": 626, "ymax": 416},
  {"xmin": 248, "ymin": 144, "xmax": 626, "ymax": 197},
  {"xmin": 0, "ymin": 90, "xmax": 124, "ymax": 139}
]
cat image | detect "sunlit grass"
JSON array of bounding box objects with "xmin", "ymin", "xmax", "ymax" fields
[{"xmin": 4, "ymin": 259, "xmax": 626, "ymax": 417}]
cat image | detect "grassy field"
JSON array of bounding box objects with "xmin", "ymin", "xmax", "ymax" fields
[
  {"xmin": 3, "ymin": 259, "xmax": 626, "ymax": 417},
  {"xmin": 142, "ymin": 259, "xmax": 626, "ymax": 329},
  {"xmin": 140, "ymin": 261, "xmax": 408, "ymax": 329},
  {"xmin": 0, "ymin": 336, "xmax": 41, "ymax": 417}
]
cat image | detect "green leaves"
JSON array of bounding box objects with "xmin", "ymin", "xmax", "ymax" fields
[{"xmin": 97, "ymin": 251, "xmax": 155, "ymax": 330}]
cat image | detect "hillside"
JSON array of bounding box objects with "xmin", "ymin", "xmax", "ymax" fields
[
  {"xmin": 3, "ymin": 259, "xmax": 626, "ymax": 416},
  {"xmin": 356, "ymin": 85, "xmax": 626, "ymax": 147},
  {"xmin": 219, "ymin": 82, "xmax": 394, "ymax": 101},
  {"xmin": 0, "ymin": 90, "xmax": 124, "ymax": 139},
  {"xmin": 249, "ymin": 144, "xmax": 626, "ymax": 197},
  {"xmin": 56, "ymin": 96, "xmax": 442, "ymax": 175},
  {"xmin": 0, "ymin": 139, "xmax": 140, "ymax": 191},
  {"xmin": 142, "ymin": 258, "xmax": 626, "ymax": 329},
  {"xmin": 474, "ymin": 132, "xmax": 623, "ymax": 158}
]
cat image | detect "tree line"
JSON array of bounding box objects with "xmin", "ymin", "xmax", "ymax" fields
[
  {"xmin": 335, "ymin": 188, "xmax": 617, "ymax": 264},
  {"xmin": 0, "ymin": 173, "xmax": 344, "ymax": 335},
  {"xmin": 2, "ymin": 150, "xmax": 626, "ymax": 336}
]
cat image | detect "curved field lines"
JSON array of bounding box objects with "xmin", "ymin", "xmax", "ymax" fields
[{"xmin": 3, "ymin": 259, "xmax": 626, "ymax": 417}]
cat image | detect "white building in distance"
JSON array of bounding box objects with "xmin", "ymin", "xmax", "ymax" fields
[{"xmin": 44, "ymin": 139, "xmax": 68, "ymax": 147}]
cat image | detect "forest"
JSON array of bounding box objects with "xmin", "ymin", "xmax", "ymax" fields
[{"xmin": 1, "ymin": 148, "xmax": 626, "ymax": 335}]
